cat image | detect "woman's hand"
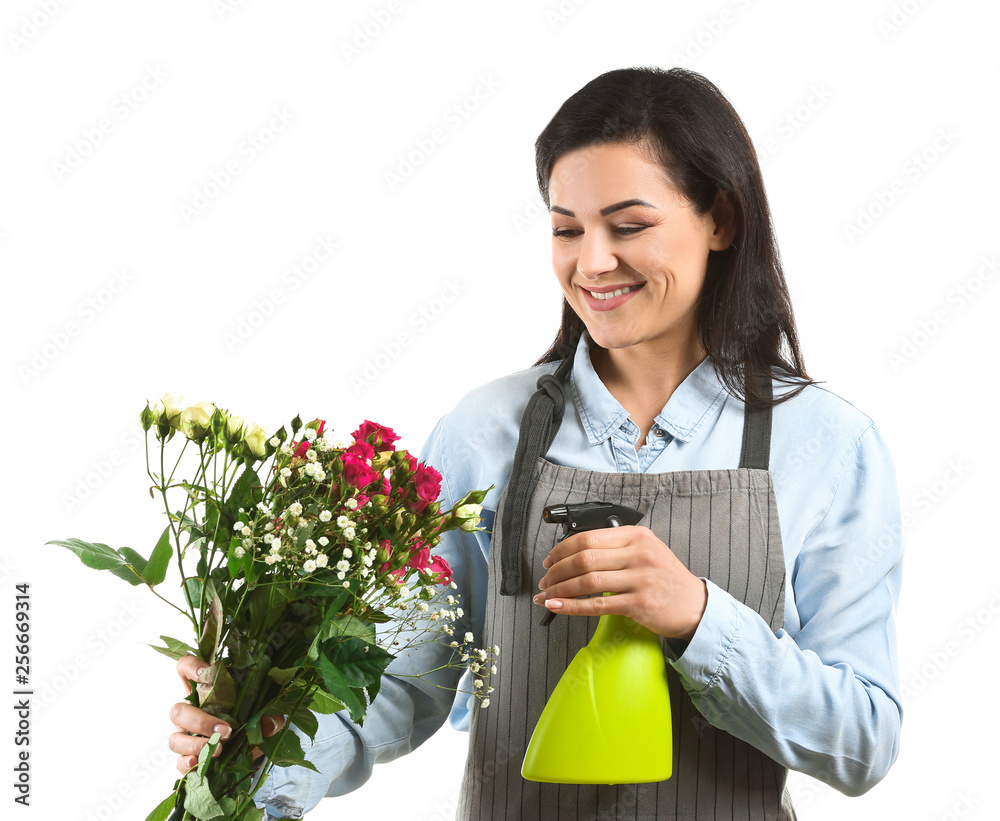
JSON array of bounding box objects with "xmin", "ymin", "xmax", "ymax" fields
[
  {"xmin": 169, "ymin": 655, "xmax": 285, "ymax": 774},
  {"xmin": 533, "ymin": 524, "xmax": 708, "ymax": 641}
]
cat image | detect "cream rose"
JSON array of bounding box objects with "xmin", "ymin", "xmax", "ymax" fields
[
  {"xmin": 244, "ymin": 423, "xmax": 268, "ymax": 459},
  {"xmin": 180, "ymin": 402, "xmax": 216, "ymax": 441}
]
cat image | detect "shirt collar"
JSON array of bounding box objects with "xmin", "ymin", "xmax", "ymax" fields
[{"xmin": 569, "ymin": 332, "xmax": 728, "ymax": 446}]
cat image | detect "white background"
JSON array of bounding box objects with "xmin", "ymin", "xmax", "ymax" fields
[{"xmin": 2, "ymin": 1, "xmax": 998, "ymax": 819}]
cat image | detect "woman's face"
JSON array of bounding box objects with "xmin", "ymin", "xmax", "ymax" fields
[{"xmin": 548, "ymin": 142, "xmax": 734, "ymax": 359}]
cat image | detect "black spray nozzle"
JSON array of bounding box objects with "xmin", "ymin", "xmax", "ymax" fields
[
  {"xmin": 542, "ymin": 501, "xmax": 644, "ymax": 538},
  {"xmin": 539, "ymin": 501, "xmax": 644, "ymax": 627}
]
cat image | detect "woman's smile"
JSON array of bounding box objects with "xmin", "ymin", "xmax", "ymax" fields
[{"xmin": 579, "ymin": 281, "xmax": 645, "ymax": 311}]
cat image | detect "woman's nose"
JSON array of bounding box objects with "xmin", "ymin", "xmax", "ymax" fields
[{"xmin": 575, "ymin": 232, "xmax": 618, "ymax": 279}]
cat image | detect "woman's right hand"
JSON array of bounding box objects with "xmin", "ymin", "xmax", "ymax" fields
[{"xmin": 169, "ymin": 655, "xmax": 285, "ymax": 774}]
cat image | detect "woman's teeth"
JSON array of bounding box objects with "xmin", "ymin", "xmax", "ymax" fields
[{"xmin": 589, "ymin": 284, "xmax": 641, "ymax": 300}]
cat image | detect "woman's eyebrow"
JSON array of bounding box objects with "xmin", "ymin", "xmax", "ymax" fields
[{"xmin": 549, "ymin": 198, "xmax": 657, "ymax": 218}]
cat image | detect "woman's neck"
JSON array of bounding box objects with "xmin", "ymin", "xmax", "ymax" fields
[{"xmin": 588, "ymin": 335, "xmax": 707, "ymax": 448}]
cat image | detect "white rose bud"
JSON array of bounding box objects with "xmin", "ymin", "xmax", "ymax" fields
[
  {"xmin": 180, "ymin": 402, "xmax": 216, "ymax": 441},
  {"xmin": 225, "ymin": 414, "xmax": 246, "ymax": 442},
  {"xmin": 156, "ymin": 392, "xmax": 185, "ymax": 429},
  {"xmin": 244, "ymin": 423, "xmax": 268, "ymax": 459},
  {"xmin": 456, "ymin": 503, "xmax": 483, "ymax": 532}
]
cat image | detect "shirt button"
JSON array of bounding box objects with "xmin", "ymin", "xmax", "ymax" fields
[{"xmin": 653, "ymin": 428, "xmax": 666, "ymax": 437}]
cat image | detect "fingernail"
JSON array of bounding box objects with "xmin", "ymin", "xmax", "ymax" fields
[
  {"xmin": 533, "ymin": 593, "xmax": 544, "ymax": 604},
  {"xmin": 538, "ymin": 578, "xmax": 547, "ymax": 590},
  {"xmin": 214, "ymin": 724, "xmax": 231, "ymax": 740},
  {"xmin": 542, "ymin": 556, "xmax": 552, "ymax": 568},
  {"xmin": 546, "ymin": 599, "xmax": 563, "ymax": 610}
]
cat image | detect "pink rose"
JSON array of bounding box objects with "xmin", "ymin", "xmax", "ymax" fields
[
  {"xmin": 352, "ymin": 421, "xmax": 400, "ymax": 451},
  {"xmin": 407, "ymin": 544, "xmax": 431, "ymax": 572},
  {"xmin": 346, "ymin": 440, "xmax": 375, "ymax": 462},
  {"xmin": 341, "ymin": 452, "xmax": 378, "ymax": 489},
  {"xmin": 293, "ymin": 440, "xmax": 310, "ymax": 458},
  {"xmin": 406, "ymin": 463, "xmax": 442, "ymax": 513},
  {"xmin": 428, "ymin": 555, "xmax": 453, "ymax": 585}
]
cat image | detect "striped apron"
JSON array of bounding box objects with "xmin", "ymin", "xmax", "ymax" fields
[{"xmin": 457, "ymin": 361, "xmax": 795, "ymax": 820}]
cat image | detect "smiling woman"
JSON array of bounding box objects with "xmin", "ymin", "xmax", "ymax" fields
[{"xmin": 168, "ymin": 67, "xmax": 903, "ymax": 821}]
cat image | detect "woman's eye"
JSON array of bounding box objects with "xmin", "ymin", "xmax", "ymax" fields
[{"xmin": 551, "ymin": 225, "xmax": 648, "ymax": 238}]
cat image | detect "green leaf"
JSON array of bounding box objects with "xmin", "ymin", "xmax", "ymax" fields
[
  {"xmin": 227, "ymin": 536, "xmax": 245, "ymax": 578},
  {"xmin": 319, "ymin": 637, "xmax": 394, "ymax": 689},
  {"xmin": 196, "ymin": 660, "xmax": 237, "ymax": 716},
  {"xmin": 321, "ymin": 614, "xmax": 376, "ymax": 644},
  {"xmin": 288, "ymin": 703, "xmax": 319, "ymax": 741},
  {"xmin": 198, "ymin": 591, "xmax": 224, "ymax": 662},
  {"xmin": 143, "ymin": 792, "xmax": 176, "ymax": 821},
  {"xmin": 184, "ymin": 578, "xmax": 204, "ymax": 610},
  {"xmin": 118, "ymin": 547, "xmax": 149, "ymax": 577},
  {"xmin": 259, "ymin": 728, "xmax": 318, "ymax": 772},
  {"xmin": 316, "ymin": 657, "xmax": 367, "ymax": 724},
  {"xmin": 267, "ymin": 666, "xmax": 301, "ymax": 686},
  {"xmin": 47, "ymin": 538, "xmax": 147, "ymax": 586},
  {"xmin": 143, "ymin": 525, "xmax": 173, "ymax": 586},
  {"xmin": 308, "ymin": 687, "xmax": 346, "ymax": 715},
  {"xmin": 183, "ymin": 733, "xmax": 225, "ymax": 819},
  {"xmin": 149, "ymin": 635, "xmax": 197, "ymax": 661}
]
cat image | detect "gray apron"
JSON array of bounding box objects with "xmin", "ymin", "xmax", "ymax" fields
[{"xmin": 457, "ymin": 356, "xmax": 795, "ymax": 820}]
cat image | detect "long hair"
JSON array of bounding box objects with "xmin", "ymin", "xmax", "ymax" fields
[{"xmin": 533, "ymin": 67, "xmax": 813, "ymax": 407}]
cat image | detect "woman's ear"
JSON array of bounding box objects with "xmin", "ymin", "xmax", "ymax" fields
[{"xmin": 707, "ymin": 188, "xmax": 739, "ymax": 251}]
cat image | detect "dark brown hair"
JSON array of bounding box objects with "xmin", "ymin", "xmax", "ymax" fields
[{"xmin": 533, "ymin": 66, "xmax": 813, "ymax": 407}]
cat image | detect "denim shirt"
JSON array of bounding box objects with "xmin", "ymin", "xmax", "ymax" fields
[{"xmin": 256, "ymin": 333, "xmax": 904, "ymax": 818}]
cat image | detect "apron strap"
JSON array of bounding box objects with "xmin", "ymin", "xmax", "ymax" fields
[
  {"xmin": 499, "ymin": 355, "xmax": 574, "ymax": 595},
  {"xmin": 737, "ymin": 371, "xmax": 774, "ymax": 471},
  {"xmin": 499, "ymin": 356, "xmax": 774, "ymax": 596}
]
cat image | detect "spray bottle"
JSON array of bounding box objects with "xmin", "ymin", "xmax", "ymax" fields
[{"xmin": 521, "ymin": 501, "xmax": 673, "ymax": 785}]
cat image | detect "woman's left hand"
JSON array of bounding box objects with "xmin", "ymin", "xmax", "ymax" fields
[{"xmin": 533, "ymin": 525, "xmax": 708, "ymax": 641}]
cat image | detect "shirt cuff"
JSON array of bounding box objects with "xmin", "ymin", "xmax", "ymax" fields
[{"xmin": 669, "ymin": 577, "xmax": 742, "ymax": 692}]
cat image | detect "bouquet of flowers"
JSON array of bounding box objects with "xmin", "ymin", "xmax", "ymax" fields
[{"xmin": 48, "ymin": 393, "xmax": 496, "ymax": 821}]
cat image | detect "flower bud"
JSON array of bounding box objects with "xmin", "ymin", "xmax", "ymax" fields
[
  {"xmin": 139, "ymin": 403, "xmax": 155, "ymax": 432},
  {"xmin": 225, "ymin": 414, "xmax": 246, "ymax": 444},
  {"xmin": 455, "ymin": 503, "xmax": 483, "ymax": 532},
  {"xmin": 159, "ymin": 392, "xmax": 185, "ymax": 429},
  {"xmin": 243, "ymin": 423, "xmax": 268, "ymax": 460},
  {"xmin": 180, "ymin": 402, "xmax": 216, "ymax": 442}
]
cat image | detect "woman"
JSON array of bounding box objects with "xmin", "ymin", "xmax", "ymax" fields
[{"xmin": 171, "ymin": 67, "xmax": 903, "ymax": 820}]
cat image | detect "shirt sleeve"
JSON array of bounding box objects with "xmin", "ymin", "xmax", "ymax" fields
[
  {"xmin": 254, "ymin": 415, "xmax": 482, "ymax": 818},
  {"xmin": 669, "ymin": 421, "xmax": 904, "ymax": 797}
]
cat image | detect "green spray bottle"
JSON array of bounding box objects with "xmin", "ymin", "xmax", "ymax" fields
[{"xmin": 521, "ymin": 501, "xmax": 673, "ymax": 785}]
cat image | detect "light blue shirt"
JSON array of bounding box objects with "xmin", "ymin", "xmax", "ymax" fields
[{"xmin": 256, "ymin": 332, "xmax": 904, "ymax": 818}]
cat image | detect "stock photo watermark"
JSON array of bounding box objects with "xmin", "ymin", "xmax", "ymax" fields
[
  {"xmin": 341, "ymin": 0, "xmax": 405, "ymax": 62},
  {"xmin": 350, "ymin": 276, "xmax": 467, "ymax": 394},
  {"xmin": 6, "ymin": 0, "xmax": 72, "ymax": 53},
  {"xmin": 756, "ymin": 83, "xmax": 833, "ymax": 168},
  {"xmin": 221, "ymin": 235, "xmax": 340, "ymax": 351},
  {"xmin": 842, "ymin": 125, "xmax": 959, "ymax": 244},
  {"xmin": 902, "ymin": 587, "xmax": 1000, "ymax": 703},
  {"xmin": 876, "ymin": 0, "xmax": 935, "ymax": 40},
  {"xmin": 669, "ymin": 0, "xmax": 754, "ymax": 67},
  {"xmin": 178, "ymin": 106, "xmax": 295, "ymax": 222},
  {"xmin": 887, "ymin": 253, "xmax": 997, "ymax": 372},
  {"xmin": 16, "ymin": 267, "xmax": 135, "ymax": 385},
  {"xmin": 213, "ymin": 0, "xmax": 249, "ymax": 21},
  {"xmin": 81, "ymin": 740, "xmax": 177, "ymax": 821},
  {"xmin": 384, "ymin": 75, "xmax": 501, "ymax": 192},
  {"xmin": 60, "ymin": 422, "xmax": 145, "ymax": 514},
  {"xmin": 34, "ymin": 600, "xmax": 144, "ymax": 716},
  {"xmin": 51, "ymin": 64, "xmax": 169, "ymax": 182}
]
